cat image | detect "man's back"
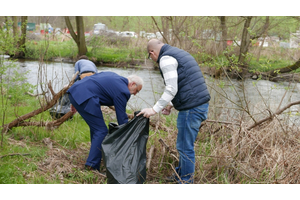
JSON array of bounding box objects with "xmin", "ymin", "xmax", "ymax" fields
[
  {"xmin": 67, "ymin": 71, "xmax": 130, "ymax": 124},
  {"xmin": 74, "ymin": 59, "xmax": 98, "ymax": 81}
]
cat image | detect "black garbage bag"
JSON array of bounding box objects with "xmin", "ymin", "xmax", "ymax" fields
[
  {"xmin": 102, "ymin": 111, "xmax": 149, "ymax": 184},
  {"xmin": 49, "ymin": 93, "xmax": 72, "ymax": 120}
]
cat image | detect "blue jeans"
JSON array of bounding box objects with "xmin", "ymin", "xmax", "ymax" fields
[{"xmin": 175, "ymin": 103, "xmax": 209, "ymax": 184}]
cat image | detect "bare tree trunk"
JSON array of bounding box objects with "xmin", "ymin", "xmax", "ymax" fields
[
  {"xmin": 12, "ymin": 16, "xmax": 18, "ymax": 40},
  {"xmin": 65, "ymin": 16, "xmax": 87, "ymax": 57},
  {"xmin": 238, "ymin": 17, "xmax": 252, "ymax": 67},
  {"xmin": 17, "ymin": 16, "xmax": 27, "ymax": 58},
  {"xmin": 213, "ymin": 16, "xmax": 228, "ymax": 78},
  {"xmin": 10, "ymin": 16, "xmax": 19, "ymax": 56},
  {"xmin": 76, "ymin": 16, "xmax": 87, "ymax": 56},
  {"xmin": 10, "ymin": 16, "xmax": 27, "ymax": 58},
  {"xmin": 220, "ymin": 16, "xmax": 228, "ymax": 52},
  {"xmin": 256, "ymin": 16, "xmax": 269, "ymax": 61}
]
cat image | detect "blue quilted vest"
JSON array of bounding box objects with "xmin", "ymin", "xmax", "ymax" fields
[{"xmin": 157, "ymin": 44, "xmax": 210, "ymax": 111}]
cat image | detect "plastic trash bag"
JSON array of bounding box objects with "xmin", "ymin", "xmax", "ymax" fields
[
  {"xmin": 49, "ymin": 93, "xmax": 72, "ymax": 120},
  {"xmin": 102, "ymin": 111, "xmax": 149, "ymax": 184}
]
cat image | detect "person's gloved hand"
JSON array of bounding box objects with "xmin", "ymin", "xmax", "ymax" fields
[
  {"xmin": 137, "ymin": 108, "xmax": 156, "ymax": 118},
  {"xmin": 162, "ymin": 108, "xmax": 171, "ymax": 115}
]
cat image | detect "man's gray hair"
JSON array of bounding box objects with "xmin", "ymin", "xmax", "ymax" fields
[{"xmin": 127, "ymin": 74, "xmax": 144, "ymax": 86}]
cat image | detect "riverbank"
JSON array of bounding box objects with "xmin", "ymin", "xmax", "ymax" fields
[
  {"xmin": 41, "ymin": 56, "xmax": 156, "ymax": 69},
  {"xmin": 21, "ymin": 37, "xmax": 300, "ymax": 82},
  {"xmin": 16, "ymin": 55, "xmax": 300, "ymax": 83}
]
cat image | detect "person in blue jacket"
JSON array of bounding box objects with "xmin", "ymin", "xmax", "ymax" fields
[
  {"xmin": 138, "ymin": 39, "xmax": 210, "ymax": 184},
  {"xmin": 74, "ymin": 55, "xmax": 98, "ymax": 81},
  {"xmin": 67, "ymin": 71, "xmax": 143, "ymax": 171}
]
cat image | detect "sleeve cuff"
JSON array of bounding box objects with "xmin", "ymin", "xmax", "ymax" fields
[{"xmin": 153, "ymin": 105, "xmax": 161, "ymax": 113}]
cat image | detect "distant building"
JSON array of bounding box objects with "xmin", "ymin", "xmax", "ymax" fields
[{"xmin": 280, "ymin": 42, "xmax": 290, "ymax": 48}]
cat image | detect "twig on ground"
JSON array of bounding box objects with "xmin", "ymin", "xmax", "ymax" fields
[
  {"xmin": 159, "ymin": 146, "xmax": 166, "ymax": 169},
  {"xmin": 158, "ymin": 138, "xmax": 177, "ymax": 155},
  {"xmin": 146, "ymin": 145, "xmax": 156, "ymax": 170}
]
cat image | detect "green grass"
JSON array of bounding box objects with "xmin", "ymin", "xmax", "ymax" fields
[
  {"xmin": 248, "ymin": 56, "xmax": 294, "ymax": 72},
  {"xmin": 0, "ymin": 137, "xmax": 47, "ymax": 184},
  {"xmin": 25, "ymin": 37, "xmax": 146, "ymax": 64},
  {"xmin": 25, "ymin": 40, "xmax": 78, "ymax": 60},
  {"xmin": 89, "ymin": 47, "xmax": 130, "ymax": 63}
]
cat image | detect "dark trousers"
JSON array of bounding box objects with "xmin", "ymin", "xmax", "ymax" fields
[{"xmin": 68, "ymin": 94, "xmax": 108, "ymax": 170}]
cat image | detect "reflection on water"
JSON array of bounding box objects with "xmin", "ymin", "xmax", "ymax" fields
[{"xmin": 6, "ymin": 59, "xmax": 300, "ymax": 124}]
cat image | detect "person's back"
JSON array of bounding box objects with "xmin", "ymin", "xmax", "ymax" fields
[
  {"xmin": 69, "ymin": 72, "xmax": 129, "ymax": 105},
  {"xmin": 74, "ymin": 57, "xmax": 98, "ymax": 81},
  {"xmin": 68, "ymin": 71, "xmax": 131, "ymax": 124}
]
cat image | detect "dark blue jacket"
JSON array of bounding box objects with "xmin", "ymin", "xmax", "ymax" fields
[
  {"xmin": 157, "ymin": 44, "xmax": 210, "ymax": 111},
  {"xmin": 67, "ymin": 71, "xmax": 130, "ymax": 125}
]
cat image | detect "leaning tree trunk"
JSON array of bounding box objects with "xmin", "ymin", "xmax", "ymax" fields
[
  {"xmin": 1, "ymin": 72, "xmax": 79, "ymax": 134},
  {"xmin": 220, "ymin": 16, "xmax": 228, "ymax": 52},
  {"xmin": 64, "ymin": 16, "xmax": 87, "ymax": 57},
  {"xmin": 269, "ymin": 59, "xmax": 300, "ymax": 77}
]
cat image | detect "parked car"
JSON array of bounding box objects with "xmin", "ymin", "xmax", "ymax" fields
[
  {"xmin": 93, "ymin": 23, "xmax": 108, "ymax": 35},
  {"xmin": 120, "ymin": 31, "xmax": 137, "ymax": 38},
  {"xmin": 146, "ymin": 33, "xmax": 156, "ymax": 39},
  {"xmin": 156, "ymin": 32, "xmax": 163, "ymax": 40}
]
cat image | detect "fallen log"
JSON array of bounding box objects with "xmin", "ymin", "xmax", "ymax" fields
[{"xmin": 1, "ymin": 72, "xmax": 78, "ymax": 134}]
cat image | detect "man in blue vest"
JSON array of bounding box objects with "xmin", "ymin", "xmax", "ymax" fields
[
  {"xmin": 138, "ymin": 39, "xmax": 210, "ymax": 184},
  {"xmin": 68, "ymin": 72, "xmax": 143, "ymax": 172}
]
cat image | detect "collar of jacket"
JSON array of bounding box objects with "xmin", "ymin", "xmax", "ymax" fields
[{"xmin": 157, "ymin": 44, "xmax": 171, "ymax": 64}]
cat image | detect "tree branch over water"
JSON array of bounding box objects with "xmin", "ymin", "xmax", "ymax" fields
[{"xmin": 246, "ymin": 100, "xmax": 300, "ymax": 130}]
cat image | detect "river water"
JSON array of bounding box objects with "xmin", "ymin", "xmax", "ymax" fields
[{"xmin": 5, "ymin": 58, "xmax": 300, "ymax": 124}]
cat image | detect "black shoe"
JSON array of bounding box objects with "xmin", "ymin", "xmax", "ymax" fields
[{"xmin": 165, "ymin": 173, "xmax": 178, "ymax": 182}]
